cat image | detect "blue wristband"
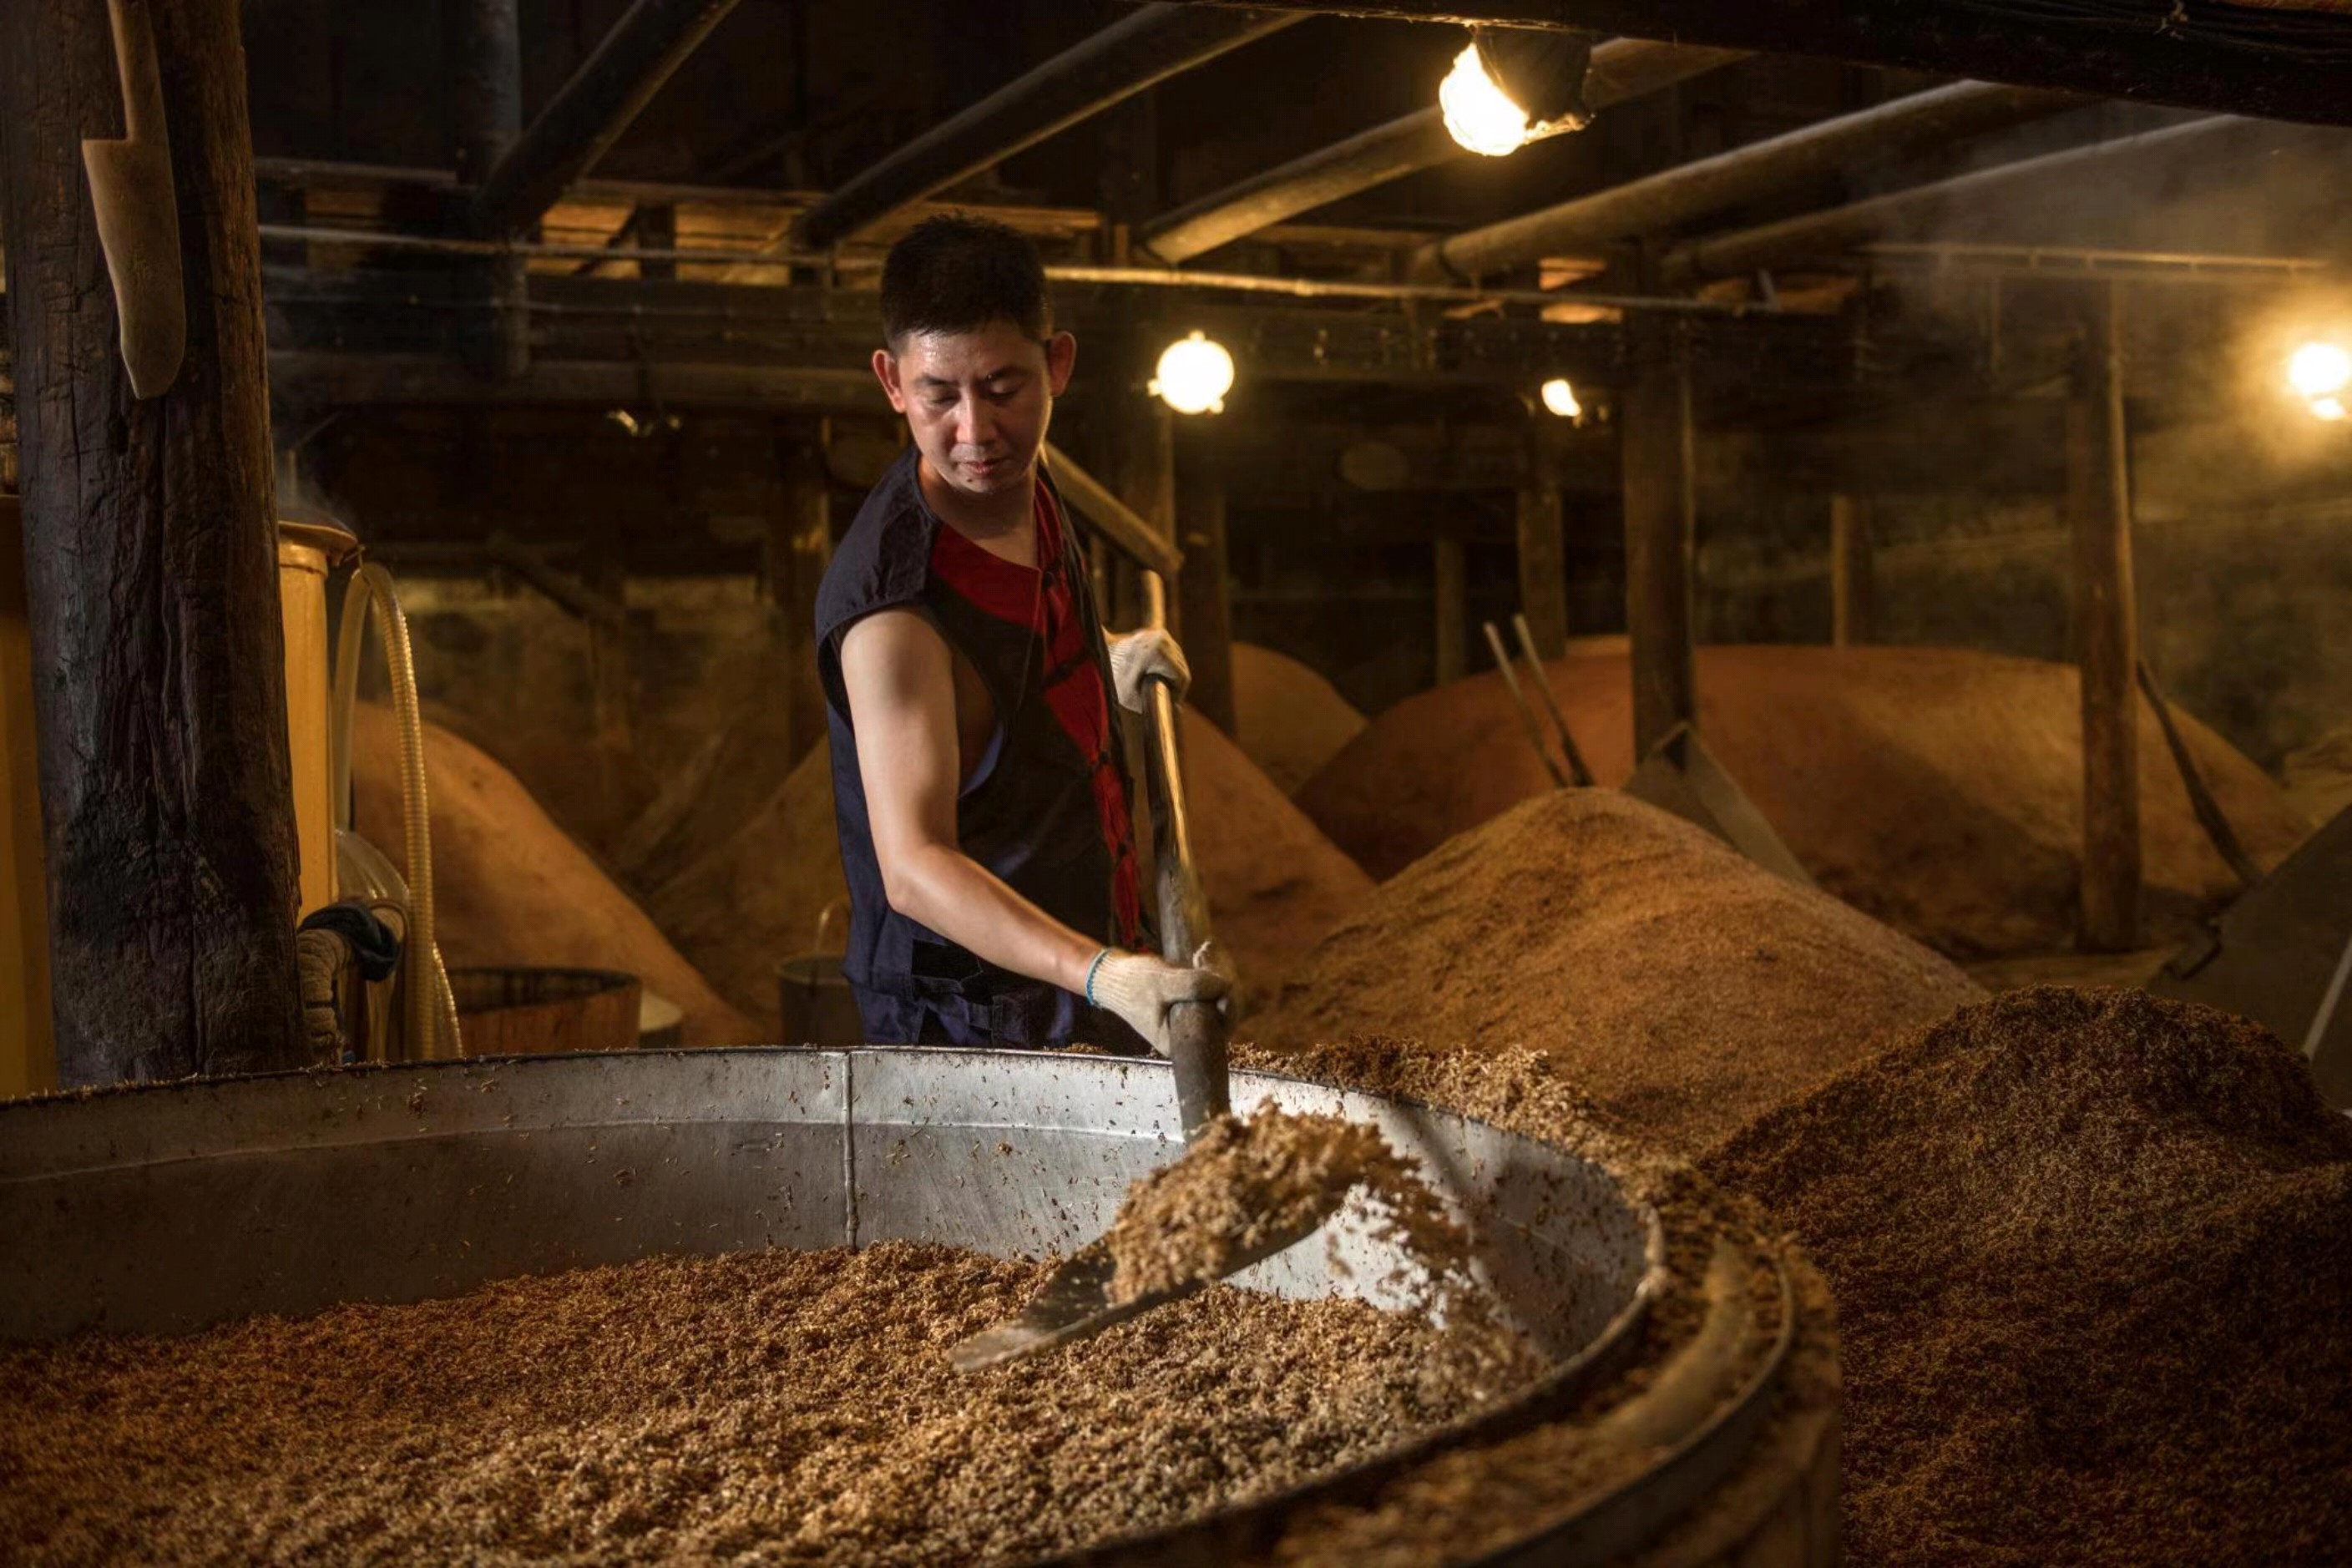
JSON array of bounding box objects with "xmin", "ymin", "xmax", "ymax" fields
[{"xmin": 1084, "ymin": 948, "xmax": 1112, "ymax": 1009}]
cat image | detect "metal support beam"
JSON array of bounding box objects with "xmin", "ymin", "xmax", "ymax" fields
[
  {"xmin": 1434, "ymin": 535, "xmax": 1467, "ymax": 686},
  {"xmin": 1622, "ymin": 317, "xmax": 1697, "ymax": 756},
  {"xmin": 1139, "ymin": 38, "xmax": 1744, "ymax": 265},
  {"xmin": 772, "ymin": 418, "xmax": 833, "ymax": 766},
  {"xmin": 1176, "ymin": 461, "xmax": 1237, "ymax": 733},
  {"xmin": 1415, "ymin": 80, "xmax": 2078, "ymax": 284},
  {"xmin": 453, "ymin": 0, "xmax": 529, "ymax": 374},
  {"xmin": 1664, "ymin": 115, "xmax": 2277, "ymax": 283},
  {"xmin": 1828, "ymin": 493, "xmax": 1872, "ymax": 646},
  {"xmin": 793, "ymin": 5, "xmax": 1302, "ymax": 251},
  {"xmin": 468, "ymin": 0, "xmax": 744, "ymax": 241},
  {"xmin": 2068, "ymin": 281, "xmax": 2141, "ymax": 952},
  {"xmin": 1147, "ymin": 2, "xmax": 2352, "ymax": 125},
  {"xmin": 1516, "ymin": 427, "xmax": 1569, "ymax": 660}
]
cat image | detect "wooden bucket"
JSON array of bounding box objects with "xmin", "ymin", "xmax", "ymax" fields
[{"xmin": 449, "ymin": 967, "xmax": 642, "ymax": 1056}]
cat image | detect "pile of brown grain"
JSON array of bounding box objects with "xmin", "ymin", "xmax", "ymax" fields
[
  {"xmin": 1231, "ymin": 642, "xmax": 1368, "ymax": 797},
  {"xmin": 1298, "ymin": 645, "xmax": 2309, "ymax": 957},
  {"xmin": 0, "ymin": 1242, "xmax": 1511, "ymax": 1567},
  {"xmin": 350, "ymin": 706, "xmax": 754, "ymax": 1045},
  {"xmin": 1706, "ymin": 986, "xmax": 2352, "ymax": 1565},
  {"xmin": 1250, "ymin": 790, "xmax": 1983, "ymax": 1153},
  {"xmin": 644, "ymin": 712, "xmax": 1372, "ymax": 1024},
  {"xmin": 1102, "ymin": 1108, "xmax": 1469, "ymax": 1304}
]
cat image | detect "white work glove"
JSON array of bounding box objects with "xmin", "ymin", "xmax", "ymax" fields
[
  {"xmin": 1105, "ymin": 628, "xmax": 1190, "ymax": 712},
  {"xmin": 1087, "ymin": 948, "xmax": 1230, "ymax": 1057}
]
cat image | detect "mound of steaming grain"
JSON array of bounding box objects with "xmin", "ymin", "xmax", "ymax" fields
[
  {"xmin": 646, "ymin": 712, "xmax": 1373, "ymax": 1025},
  {"xmin": 1298, "ymin": 645, "xmax": 2308, "ymax": 957},
  {"xmin": 2282, "ymin": 721, "xmax": 2352, "ymax": 828},
  {"xmin": 1249, "ymin": 790, "xmax": 1981, "ymax": 1152},
  {"xmin": 352, "ymin": 706, "xmax": 756, "ymax": 1046},
  {"xmin": 1706, "ymin": 987, "xmax": 2352, "ymax": 1565},
  {"xmin": 1231, "ymin": 642, "xmax": 1367, "ymax": 797}
]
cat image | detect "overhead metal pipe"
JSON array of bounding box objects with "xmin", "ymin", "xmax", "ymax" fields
[
  {"xmin": 1661, "ymin": 114, "xmax": 2287, "ymax": 284},
  {"xmin": 793, "ymin": 6, "xmax": 1302, "ymax": 252},
  {"xmin": 1412, "ymin": 79, "xmax": 2081, "ymax": 284},
  {"xmin": 467, "ymin": 0, "xmax": 743, "ymax": 240},
  {"xmin": 1139, "ymin": 38, "xmax": 1746, "ymax": 265}
]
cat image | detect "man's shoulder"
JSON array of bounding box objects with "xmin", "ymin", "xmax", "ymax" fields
[{"xmin": 817, "ymin": 448, "xmax": 937, "ymax": 638}]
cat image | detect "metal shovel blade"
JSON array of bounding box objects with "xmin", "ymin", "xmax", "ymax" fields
[
  {"xmin": 82, "ymin": 0, "xmax": 185, "ymax": 401},
  {"xmin": 948, "ymin": 1200, "xmax": 1339, "ymax": 1373}
]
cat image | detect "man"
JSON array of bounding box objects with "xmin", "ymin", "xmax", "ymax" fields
[{"xmin": 814, "ymin": 215, "xmax": 1227, "ymax": 1055}]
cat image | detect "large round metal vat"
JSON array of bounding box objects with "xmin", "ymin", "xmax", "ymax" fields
[{"xmin": 0, "ymin": 1049, "xmax": 1824, "ymax": 1564}]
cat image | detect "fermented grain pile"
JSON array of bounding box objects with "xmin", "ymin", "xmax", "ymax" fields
[
  {"xmin": 2281, "ymin": 720, "xmax": 2352, "ymax": 827},
  {"xmin": 646, "ymin": 713, "xmax": 1371, "ymax": 1022},
  {"xmin": 1706, "ymin": 987, "xmax": 2352, "ymax": 1565},
  {"xmin": 1298, "ymin": 645, "xmax": 2309, "ymax": 956},
  {"xmin": 351, "ymin": 706, "xmax": 755, "ymax": 1045},
  {"xmin": 1102, "ymin": 1109, "xmax": 1469, "ymax": 1303},
  {"xmin": 1251, "ymin": 790, "xmax": 1982, "ymax": 1152},
  {"xmin": 1231, "ymin": 642, "xmax": 1368, "ymax": 797},
  {"xmin": 0, "ymin": 1243, "xmax": 1501, "ymax": 1567}
]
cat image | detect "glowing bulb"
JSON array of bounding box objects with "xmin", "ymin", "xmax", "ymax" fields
[
  {"xmin": 1150, "ymin": 331, "xmax": 1234, "ymax": 416},
  {"xmin": 1439, "ymin": 42, "xmax": 1529, "ymax": 157},
  {"xmin": 1540, "ymin": 377, "xmax": 1582, "ymax": 418},
  {"xmin": 2311, "ymin": 396, "xmax": 2347, "ymax": 422},
  {"xmin": 2288, "ymin": 341, "xmax": 2351, "ymax": 398}
]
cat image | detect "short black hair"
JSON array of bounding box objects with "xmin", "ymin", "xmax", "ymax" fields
[{"xmin": 880, "ymin": 215, "xmax": 1053, "ymax": 349}]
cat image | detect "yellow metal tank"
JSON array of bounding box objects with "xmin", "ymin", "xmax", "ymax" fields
[{"xmin": 0, "ymin": 506, "xmax": 355, "ymax": 1096}]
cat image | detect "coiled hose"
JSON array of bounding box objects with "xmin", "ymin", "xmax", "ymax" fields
[{"xmin": 328, "ymin": 562, "xmax": 461, "ymax": 1060}]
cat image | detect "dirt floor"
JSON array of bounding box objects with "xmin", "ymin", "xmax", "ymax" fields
[
  {"xmin": 1231, "ymin": 642, "xmax": 1368, "ymax": 797},
  {"xmin": 351, "ymin": 705, "xmax": 755, "ymax": 1045},
  {"xmin": 1297, "ymin": 645, "xmax": 2311, "ymax": 959},
  {"xmin": 0, "ymin": 1243, "xmax": 1511, "ymax": 1568},
  {"xmin": 1706, "ymin": 987, "xmax": 2352, "ymax": 1566},
  {"xmin": 1247, "ymin": 790, "xmax": 1985, "ymax": 1154},
  {"xmin": 643, "ymin": 711, "xmax": 1371, "ymax": 1027}
]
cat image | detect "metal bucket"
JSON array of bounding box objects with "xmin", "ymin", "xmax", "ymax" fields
[
  {"xmin": 0, "ymin": 1049, "xmax": 1806, "ymax": 1564},
  {"xmin": 776, "ymin": 953, "xmax": 865, "ymax": 1044},
  {"xmin": 448, "ymin": 966, "xmax": 642, "ymax": 1055}
]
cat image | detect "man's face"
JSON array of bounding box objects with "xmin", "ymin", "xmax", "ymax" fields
[{"xmin": 873, "ymin": 321, "xmax": 1077, "ymax": 503}]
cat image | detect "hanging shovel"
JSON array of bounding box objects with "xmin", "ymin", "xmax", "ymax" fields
[
  {"xmin": 83, "ymin": 0, "xmax": 185, "ymax": 400},
  {"xmin": 950, "ymin": 572, "xmax": 1344, "ymax": 1372}
]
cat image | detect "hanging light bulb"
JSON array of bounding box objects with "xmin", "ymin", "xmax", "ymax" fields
[
  {"xmin": 1439, "ymin": 42, "xmax": 1530, "ymax": 157},
  {"xmin": 2289, "ymin": 341, "xmax": 2351, "ymax": 400},
  {"xmin": 1540, "ymin": 377, "xmax": 1582, "ymax": 418},
  {"xmin": 1151, "ymin": 331, "xmax": 1235, "ymax": 416}
]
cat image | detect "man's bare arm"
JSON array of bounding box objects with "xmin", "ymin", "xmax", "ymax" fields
[{"xmin": 838, "ymin": 608, "xmax": 1100, "ymax": 994}]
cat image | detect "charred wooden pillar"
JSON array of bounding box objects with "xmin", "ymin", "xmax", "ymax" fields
[
  {"xmin": 1434, "ymin": 534, "xmax": 1467, "ymax": 685},
  {"xmin": 771, "ymin": 417, "xmax": 833, "ymax": 765},
  {"xmin": 1516, "ymin": 422, "xmax": 1570, "ymax": 660},
  {"xmin": 1175, "ymin": 453, "xmax": 1235, "ymax": 732},
  {"xmin": 0, "ymin": 0, "xmax": 302, "ymax": 1082},
  {"xmin": 1829, "ymin": 493, "xmax": 1874, "ymax": 646},
  {"xmin": 1621, "ymin": 316, "xmax": 1698, "ymax": 756},
  {"xmin": 2068, "ymin": 281, "xmax": 2142, "ymax": 951},
  {"xmin": 637, "ymin": 202, "xmax": 678, "ymax": 281},
  {"xmin": 453, "ymin": 0, "xmax": 529, "ymax": 377}
]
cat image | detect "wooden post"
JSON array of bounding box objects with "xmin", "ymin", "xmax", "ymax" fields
[
  {"xmin": 2069, "ymin": 281, "xmax": 2142, "ymax": 951},
  {"xmin": 583, "ymin": 513, "xmax": 636, "ymax": 813},
  {"xmin": 1517, "ymin": 424, "xmax": 1570, "ymax": 660},
  {"xmin": 453, "ymin": 0, "xmax": 529, "ymax": 377},
  {"xmin": 0, "ymin": 0, "xmax": 303, "ymax": 1083},
  {"xmin": 771, "ymin": 417, "xmax": 834, "ymax": 766},
  {"xmin": 1176, "ymin": 457, "xmax": 1236, "ymax": 732},
  {"xmin": 636, "ymin": 202, "xmax": 677, "ymax": 281},
  {"xmin": 1622, "ymin": 316, "xmax": 1698, "ymax": 756},
  {"xmin": 1434, "ymin": 534, "xmax": 1467, "ymax": 686},
  {"xmin": 1829, "ymin": 493, "xmax": 1874, "ymax": 646}
]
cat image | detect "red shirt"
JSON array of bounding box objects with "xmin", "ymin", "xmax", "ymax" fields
[{"xmin": 927, "ymin": 484, "xmax": 1142, "ymax": 944}]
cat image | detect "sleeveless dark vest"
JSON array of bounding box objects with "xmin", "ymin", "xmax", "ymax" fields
[{"xmin": 814, "ymin": 448, "xmax": 1140, "ymax": 1049}]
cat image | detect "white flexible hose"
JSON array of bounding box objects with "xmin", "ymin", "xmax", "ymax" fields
[{"xmin": 328, "ymin": 564, "xmax": 461, "ymax": 1060}]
